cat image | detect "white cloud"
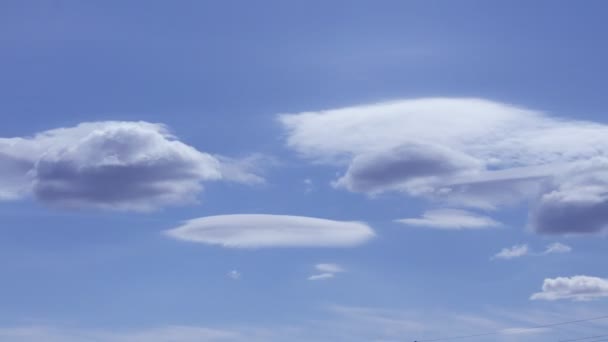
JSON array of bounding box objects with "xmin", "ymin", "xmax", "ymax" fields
[
  {"xmin": 279, "ymin": 97, "xmax": 608, "ymax": 234},
  {"xmin": 493, "ymin": 242, "xmax": 571, "ymax": 260},
  {"xmin": 543, "ymin": 242, "xmax": 572, "ymax": 254},
  {"xmin": 164, "ymin": 214, "xmax": 375, "ymax": 248},
  {"xmin": 308, "ymin": 273, "xmax": 335, "ymax": 281},
  {"xmin": 531, "ymin": 276, "xmax": 608, "ymax": 301},
  {"xmin": 303, "ymin": 178, "xmax": 314, "ymax": 193},
  {"xmin": 315, "ymin": 263, "xmax": 345, "ymax": 273},
  {"xmin": 308, "ymin": 263, "xmax": 345, "ymax": 280},
  {"xmin": 395, "ymin": 209, "xmax": 501, "ymax": 230},
  {"xmin": 215, "ymin": 154, "xmax": 274, "ymax": 185},
  {"xmin": 493, "ymin": 244, "xmax": 529, "ymax": 260},
  {"xmin": 0, "ymin": 121, "xmax": 262, "ymax": 211},
  {"xmin": 228, "ymin": 270, "xmax": 241, "ymax": 280}
]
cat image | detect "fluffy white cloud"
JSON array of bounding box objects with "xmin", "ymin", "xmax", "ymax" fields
[
  {"xmin": 0, "ymin": 121, "xmax": 262, "ymax": 211},
  {"xmin": 164, "ymin": 214, "xmax": 375, "ymax": 248},
  {"xmin": 279, "ymin": 98, "xmax": 608, "ymax": 234},
  {"xmin": 531, "ymin": 276, "xmax": 608, "ymax": 301},
  {"xmin": 395, "ymin": 209, "xmax": 501, "ymax": 230},
  {"xmin": 493, "ymin": 244, "xmax": 529, "ymax": 260}
]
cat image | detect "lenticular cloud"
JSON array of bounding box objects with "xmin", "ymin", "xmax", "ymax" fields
[
  {"xmin": 279, "ymin": 97, "xmax": 608, "ymax": 235},
  {"xmin": 0, "ymin": 121, "xmax": 260, "ymax": 211},
  {"xmin": 164, "ymin": 214, "xmax": 375, "ymax": 248}
]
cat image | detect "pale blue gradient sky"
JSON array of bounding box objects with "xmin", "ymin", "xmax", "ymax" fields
[{"xmin": 1, "ymin": 1, "xmax": 608, "ymax": 341}]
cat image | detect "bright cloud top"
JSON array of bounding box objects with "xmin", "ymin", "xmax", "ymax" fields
[
  {"xmin": 531, "ymin": 275, "xmax": 608, "ymax": 301},
  {"xmin": 395, "ymin": 209, "xmax": 501, "ymax": 230},
  {"xmin": 165, "ymin": 214, "xmax": 375, "ymax": 248},
  {"xmin": 279, "ymin": 98, "xmax": 608, "ymax": 235},
  {"xmin": 0, "ymin": 121, "xmax": 261, "ymax": 211}
]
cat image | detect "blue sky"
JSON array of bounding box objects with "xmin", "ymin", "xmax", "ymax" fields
[{"xmin": 2, "ymin": 1, "xmax": 608, "ymax": 341}]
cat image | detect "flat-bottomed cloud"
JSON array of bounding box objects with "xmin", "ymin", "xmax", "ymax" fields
[{"xmin": 164, "ymin": 214, "xmax": 375, "ymax": 248}]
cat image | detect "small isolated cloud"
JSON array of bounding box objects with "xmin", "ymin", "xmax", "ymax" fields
[
  {"xmin": 395, "ymin": 209, "xmax": 501, "ymax": 230},
  {"xmin": 531, "ymin": 275, "xmax": 608, "ymax": 301},
  {"xmin": 543, "ymin": 242, "xmax": 572, "ymax": 254},
  {"xmin": 315, "ymin": 263, "xmax": 345, "ymax": 273},
  {"xmin": 493, "ymin": 244, "xmax": 529, "ymax": 260},
  {"xmin": 493, "ymin": 242, "xmax": 572, "ymax": 260},
  {"xmin": 165, "ymin": 214, "xmax": 375, "ymax": 248},
  {"xmin": 228, "ymin": 270, "xmax": 241, "ymax": 280},
  {"xmin": 303, "ymin": 178, "xmax": 314, "ymax": 193},
  {"xmin": 308, "ymin": 273, "xmax": 335, "ymax": 281},
  {"xmin": 0, "ymin": 121, "xmax": 263, "ymax": 211},
  {"xmin": 279, "ymin": 98, "xmax": 608, "ymax": 235},
  {"xmin": 308, "ymin": 263, "xmax": 345, "ymax": 281}
]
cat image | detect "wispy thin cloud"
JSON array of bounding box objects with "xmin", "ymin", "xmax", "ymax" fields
[
  {"xmin": 396, "ymin": 209, "xmax": 501, "ymax": 230},
  {"xmin": 493, "ymin": 243, "xmax": 572, "ymax": 260}
]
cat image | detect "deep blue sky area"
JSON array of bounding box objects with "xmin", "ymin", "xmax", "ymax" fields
[{"xmin": 1, "ymin": 1, "xmax": 608, "ymax": 341}]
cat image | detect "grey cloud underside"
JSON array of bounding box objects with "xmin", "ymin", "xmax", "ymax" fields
[
  {"xmin": 34, "ymin": 160, "xmax": 205, "ymax": 207},
  {"xmin": 335, "ymin": 143, "xmax": 480, "ymax": 194},
  {"xmin": 533, "ymin": 197, "xmax": 608, "ymax": 235},
  {"xmin": 532, "ymin": 159, "xmax": 608, "ymax": 235},
  {"xmin": 0, "ymin": 121, "xmax": 261, "ymax": 211},
  {"xmin": 0, "ymin": 151, "xmax": 35, "ymax": 200},
  {"xmin": 279, "ymin": 98, "xmax": 608, "ymax": 235}
]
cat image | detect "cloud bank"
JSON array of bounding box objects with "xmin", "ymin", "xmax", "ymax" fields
[
  {"xmin": 279, "ymin": 98, "xmax": 608, "ymax": 235},
  {"xmin": 531, "ymin": 276, "xmax": 608, "ymax": 301},
  {"xmin": 165, "ymin": 214, "xmax": 375, "ymax": 248},
  {"xmin": 0, "ymin": 121, "xmax": 262, "ymax": 211}
]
